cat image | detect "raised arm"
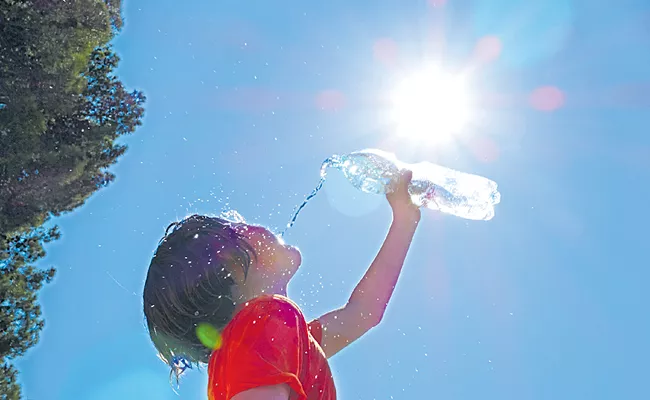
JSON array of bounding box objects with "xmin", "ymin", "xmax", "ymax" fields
[{"xmin": 316, "ymin": 170, "xmax": 421, "ymax": 358}]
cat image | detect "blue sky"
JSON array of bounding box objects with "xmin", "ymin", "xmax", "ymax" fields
[{"xmin": 16, "ymin": 0, "xmax": 650, "ymax": 399}]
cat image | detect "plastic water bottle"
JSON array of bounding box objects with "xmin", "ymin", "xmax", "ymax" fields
[{"xmin": 322, "ymin": 149, "xmax": 501, "ymax": 221}]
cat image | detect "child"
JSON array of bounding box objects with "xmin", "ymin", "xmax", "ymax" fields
[{"xmin": 143, "ymin": 170, "xmax": 421, "ymax": 400}]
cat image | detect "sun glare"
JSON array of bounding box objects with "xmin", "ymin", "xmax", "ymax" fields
[{"xmin": 390, "ymin": 66, "xmax": 472, "ymax": 144}]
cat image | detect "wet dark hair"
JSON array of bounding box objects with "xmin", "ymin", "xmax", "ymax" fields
[{"xmin": 142, "ymin": 214, "xmax": 256, "ymax": 380}]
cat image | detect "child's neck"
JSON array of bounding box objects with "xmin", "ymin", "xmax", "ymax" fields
[{"xmin": 235, "ymin": 280, "xmax": 288, "ymax": 307}]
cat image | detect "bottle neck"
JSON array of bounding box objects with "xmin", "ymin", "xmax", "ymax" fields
[{"xmin": 320, "ymin": 155, "xmax": 343, "ymax": 178}]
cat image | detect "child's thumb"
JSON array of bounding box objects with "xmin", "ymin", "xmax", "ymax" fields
[{"xmin": 399, "ymin": 170, "xmax": 412, "ymax": 191}]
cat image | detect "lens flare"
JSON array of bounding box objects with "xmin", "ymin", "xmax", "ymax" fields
[{"xmin": 196, "ymin": 323, "xmax": 222, "ymax": 350}]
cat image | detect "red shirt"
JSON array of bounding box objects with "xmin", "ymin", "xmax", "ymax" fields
[{"xmin": 208, "ymin": 295, "xmax": 336, "ymax": 400}]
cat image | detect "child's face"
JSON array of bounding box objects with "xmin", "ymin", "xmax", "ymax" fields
[{"xmin": 231, "ymin": 223, "xmax": 302, "ymax": 287}]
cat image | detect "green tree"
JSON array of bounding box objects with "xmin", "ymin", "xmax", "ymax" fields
[
  {"xmin": 0, "ymin": 364, "xmax": 20, "ymax": 400},
  {"xmin": 0, "ymin": 45, "xmax": 146, "ymax": 234},
  {"xmin": 0, "ymin": 1, "xmax": 144, "ymax": 398},
  {"xmin": 0, "ymin": 227, "xmax": 58, "ymax": 400}
]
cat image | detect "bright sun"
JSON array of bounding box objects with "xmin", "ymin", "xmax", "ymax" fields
[{"xmin": 390, "ymin": 66, "xmax": 472, "ymax": 144}]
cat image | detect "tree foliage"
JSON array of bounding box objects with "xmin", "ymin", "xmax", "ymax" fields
[{"xmin": 0, "ymin": 1, "xmax": 144, "ymax": 398}]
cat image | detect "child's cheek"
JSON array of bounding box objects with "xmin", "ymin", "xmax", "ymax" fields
[{"xmin": 250, "ymin": 234, "xmax": 280, "ymax": 266}]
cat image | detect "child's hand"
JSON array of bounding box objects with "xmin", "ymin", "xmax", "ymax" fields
[{"xmin": 386, "ymin": 170, "xmax": 421, "ymax": 223}]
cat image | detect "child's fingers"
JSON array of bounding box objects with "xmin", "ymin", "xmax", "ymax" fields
[
  {"xmin": 399, "ymin": 170, "xmax": 413, "ymax": 192},
  {"xmin": 402, "ymin": 170, "xmax": 413, "ymax": 183}
]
